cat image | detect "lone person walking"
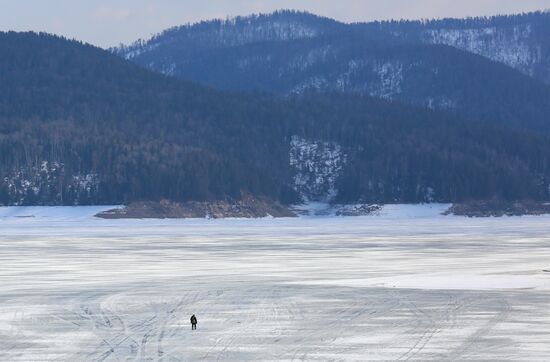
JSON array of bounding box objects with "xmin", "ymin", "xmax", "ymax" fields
[{"xmin": 190, "ymin": 314, "xmax": 198, "ymax": 330}]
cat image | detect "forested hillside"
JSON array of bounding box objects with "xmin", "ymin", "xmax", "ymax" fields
[
  {"xmin": 2, "ymin": 32, "xmax": 550, "ymax": 206},
  {"xmin": 0, "ymin": 32, "xmax": 298, "ymax": 205}
]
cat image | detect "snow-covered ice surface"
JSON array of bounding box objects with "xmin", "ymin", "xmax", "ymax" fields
[{"xmin": 2, "ymin": 205, "xmax": 550, "ymax": 361}]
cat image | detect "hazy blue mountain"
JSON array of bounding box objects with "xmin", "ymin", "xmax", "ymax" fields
[
  {"xmin": 114, "ymin": 11, "xmax": 345, "ymax": 56},
  {"xmin": 114, "ymin": 11, "xmax": 550, "ymax": 133}
]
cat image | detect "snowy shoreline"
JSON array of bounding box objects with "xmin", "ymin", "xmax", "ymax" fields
[
  {"xmin": 0, "ymin": 203, "xmax": 453, "ymax": 221},
  {"xmin": 4, "ymin": 202, "xmax": 550, "ymax": 221}
]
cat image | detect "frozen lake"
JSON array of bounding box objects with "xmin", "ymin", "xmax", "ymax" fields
[{"xmin": 2, "ymin": 205, "xmax": 550, "ymax": 361}]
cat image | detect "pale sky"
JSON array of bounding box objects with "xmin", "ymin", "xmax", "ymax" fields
[{"xmin": 1, "ymin": 0, "xmax": 549, "ymax": 48}]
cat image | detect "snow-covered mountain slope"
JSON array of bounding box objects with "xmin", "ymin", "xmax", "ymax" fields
[
  {"xmin": 113, "ymin": 11, "xmax": 550, "ymax": 86},
  {"xmin": 423, "ymin": 25, "xmax": 540, "ymax": 76},
  {"xmin": 378, "ymin": 12, "xmax": 550, "ymax": 84},
  {"xmin": 114, "ymin": 11, "xmax": 550, "ymax": 133}
]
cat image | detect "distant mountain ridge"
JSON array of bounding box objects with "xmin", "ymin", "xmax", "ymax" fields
[
  {"xmin": 113, "ymin": 10, "xmax": 550, "ymax": 133},
  {"xmin": 116, "ymin": 10, "xmax": 550, "ymax": 83},
  {"xmin": 114, "ymin": 11, "xmax": 343, "ymax": 58}
]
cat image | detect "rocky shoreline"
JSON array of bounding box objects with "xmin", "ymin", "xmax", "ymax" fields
[
  {"xmin": 96, "ymin": 195, "xmax": 296, "ymax": 219},
  {"xmin": 95, "ymin": 199, "xmax": 387, "ymax": 219},
  {"xmin": 444, "ymin": 201, "xmax": 550, "ymax": 217},
  {"xmin": 95, "ymin": 199, "xmax": 550, "ymax": 219}
]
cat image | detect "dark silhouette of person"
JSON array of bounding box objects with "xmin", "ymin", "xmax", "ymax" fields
[{"xmin": 191, "ymin": 314, "xmax": 197, "ymax": 330}]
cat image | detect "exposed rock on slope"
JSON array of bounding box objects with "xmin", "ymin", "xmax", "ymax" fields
[{"xmin": 289, "ymin": 136, "xmax": 346, "ymax": 202}]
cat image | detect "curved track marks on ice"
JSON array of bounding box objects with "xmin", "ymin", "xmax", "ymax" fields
[
  {"xmin": 444, "ymin": 298, "xmax": 512, "ymax": 361},
  {"xmin": 2, "ymin": 286, "xmax": 542, "ymax": 361}
]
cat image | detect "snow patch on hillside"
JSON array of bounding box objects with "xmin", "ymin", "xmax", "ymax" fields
[
  {"xmin": 370, "ymin": 61, "xmax": 404, "ymax": 99},
  {"xmin": 427, "ymin": 96, "xmax": 458, "ymax": 110},
  {"xmin": 290, "ymin": 76, "xmax": 328, "ymax": 94},
  {"xmin": 423, "ymin": 25, "xmax": 541, "ymax": 76},
  {"xmin": 160, "ymin": 62, "xmax": 177, "ymax": 76},
  {"xmin": 289, "ymin": 136, "xmax": 346, "ymax": 202},
  {"xmin": 1, "ymin": 161, "xmax": 100, "ymax": 206},
  {"xmin": 287, "ymin": 45, "xmax": 334, "ymax": 72},
  {"xmin": 290, "ymin": 59, "xmax": 404, "ymax": 98},
  {"xmin": 238, "ymin": 55, "xmax": 273, "ymax": 70}
]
